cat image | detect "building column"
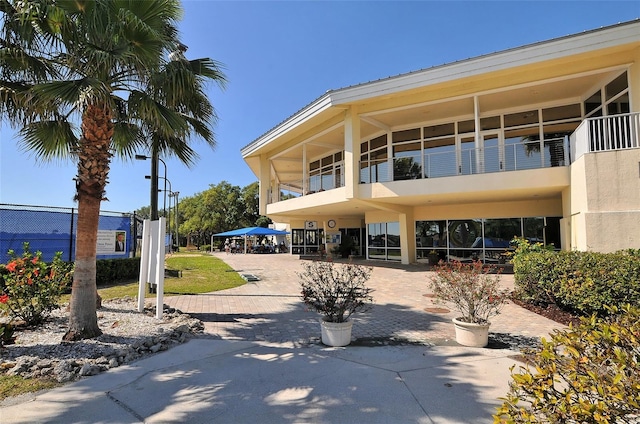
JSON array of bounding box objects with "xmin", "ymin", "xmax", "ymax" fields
[
  {"xmin": 399, "ymin": 210, "xmax": 415, "ymax": 265},
  {"xmin": 629, "ymin": 47, "xmax": 640, "ymax": 113},
  {"xmin": 258, "ymin": 154, "xmax": 270, "ymax": 216},
  {"xmin": 344, "ymin": 106, "xmax": 360, "ymax": 199}
]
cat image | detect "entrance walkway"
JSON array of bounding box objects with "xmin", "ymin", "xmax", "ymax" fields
[
  {"xmin": 1, "ymin": 253, "xmax": 569, "ymax": 423},
  {"xmin": 165, "ymin": 252, "xmax": 565, "ymax": 348}
]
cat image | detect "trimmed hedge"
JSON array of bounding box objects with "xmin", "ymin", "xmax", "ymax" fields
[
  {"xmin": 59, "ymin": 258, "xmax": 140, "ymax": 288},
  {"xmin": 95, "ymin": 258, "xmax": 140, "ymax": 286},
  {"xmin": 511, "ymin": 238, "xmax": 640, "ymax": 317}
]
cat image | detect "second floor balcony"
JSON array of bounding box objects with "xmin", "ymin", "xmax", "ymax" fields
[{"xmin": 268, "ymin": 113, "xmax": 640, "ymax": 207}]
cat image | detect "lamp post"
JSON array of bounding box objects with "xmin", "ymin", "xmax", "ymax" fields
[
  {"xmin": 136, "ymin": 154, "xmax": 167, "ymax": 221},
  {"xmin": 171, "ymin": 191, "xmax": 180, "ymax": 251},
  {"xmin": 146, "ymin": 175, "xmax": 173, "ymax": 252}
]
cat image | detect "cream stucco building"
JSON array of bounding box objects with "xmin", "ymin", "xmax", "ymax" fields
[{"xmin": 241, "ymin": 20, "xmax": 640, "ymax": 265}]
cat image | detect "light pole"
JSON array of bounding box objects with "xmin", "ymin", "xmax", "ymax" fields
[
  {"xmin": 146, "ymin": 175, "xmax": 173, "ymax": 251},
  {"xmin": 171, "ymin": 191, "xmax": 180, "ymax": 251},
  {"xmin": 136, "ymin": 154, "xmax": 167, "ymax": 220}
]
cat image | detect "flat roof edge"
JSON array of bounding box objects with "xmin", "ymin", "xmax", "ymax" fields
[
  {"xmin": 241, "ymin": 94, "xmax": 333, "ymax": 157},
  {"xmin": 331, "ymin": 19, "xmax": 640, "ymax": 104},
  {"xmin": 242, "ymin": 19, "xmax": 640, "ymax": 156}
]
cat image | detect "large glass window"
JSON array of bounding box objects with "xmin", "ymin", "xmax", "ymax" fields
[
  {"xmin": 459, "ymin": 136, "xmax": 476, "ymax": 175},
  {"xmin": 309, "ymin": 152, "xmax": 343, "ymax": 192},
  {"xmin": 424, "ymin": 136, "xmax": 456, "ymax": 178},
  {"xmin": 415, "ymin": 217, "xmax": 561, "ymax": 264},
  {"xmin": 367, "ymin": 222, "xmax": 401, "ymax": 261},
  {"xmin": 393, "ymin": 141, "xmax": 422, "ymax": 180},
  {"xmin": 503, "ymin": 128, "xmax": 542, "ymax": 171},
  {"xmin": 360, "ymin": 135, "xmax": 388, "ymax": 183},
  {"xmin": 416, "ymin": 220, "xmax": 447, "ymax": 262},
  {"xmin": 291, "ymin": 228, "xmax": 323, "ymax": 255}
]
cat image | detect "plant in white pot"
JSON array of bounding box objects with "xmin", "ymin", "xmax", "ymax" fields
[
  {"xmin": 429, "ymin": 260, "xmax": 509, "ymax": 347},
  {"xmin": 299, "ymin": 261, "xmax": 374, "ymax": 346}
]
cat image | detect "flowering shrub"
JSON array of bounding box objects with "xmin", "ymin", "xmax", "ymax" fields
[
  {"xmin": 495, "ymin": 305, "xmax": 640, "ymax": 423},
  {"xmin": 429, "ymin": 260, "xmax": 509, "ymax": 324},
  {"xmin": 299, "ymin": 261, "xmax": 374, "ymax": 323},
  {"xmin": 0, "ymin": 243, "xmax": 72, "ymax": 326}
]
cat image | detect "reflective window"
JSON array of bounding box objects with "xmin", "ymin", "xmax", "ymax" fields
[
  {"xmin": 542, "ymin": 104, "xmax": 581, "ymax": 121},
  {"xmin": 367, "ymin": 222, "xmax": 400, "ymax": 261},
  {"xmin": 505, "ymin": 110, "xmax": 539, "ymax": 127},
  {"xmin": 605, "ymin": 72, "xmax": 628, "ymax": 101}
]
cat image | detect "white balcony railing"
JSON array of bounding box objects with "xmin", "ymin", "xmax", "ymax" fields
[{"xmin": 571, "ymin": 113, "xmax": 640, "ymax": 162}]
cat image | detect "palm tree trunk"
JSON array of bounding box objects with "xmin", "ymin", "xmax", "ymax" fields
[
  {"xmin": 63, "ymin": 103, "xmax": 113, "ymax": 341},
  {"xmin": 64, "ymin": 194, "xmax": 102, "ymax": 340}
]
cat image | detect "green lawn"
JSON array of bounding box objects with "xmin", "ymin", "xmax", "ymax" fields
[
  {"xmin": 96, "ymin": 252, "xmax": 246, "ymax": 300},
  {"xmin": 1, "ymin": 252, "xmax": 245, "ymax": 400}
]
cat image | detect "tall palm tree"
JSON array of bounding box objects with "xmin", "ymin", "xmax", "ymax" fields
[{"xmin": 0, "ymin": 0, "xmax": 225, "ymax": 340}]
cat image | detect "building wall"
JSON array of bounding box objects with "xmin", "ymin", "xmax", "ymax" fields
[{"xmin": 570, "ymin": 149, "xmax": 640, "ymax": 252}]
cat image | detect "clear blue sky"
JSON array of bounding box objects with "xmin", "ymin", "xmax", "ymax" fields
[{"xmin": 1, "ymin": 1, "xmax": 639, "ymax": 213}]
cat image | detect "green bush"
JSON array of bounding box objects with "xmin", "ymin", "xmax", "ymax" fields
[
  {"xmin": 95, "ymin": 258, "xmax": 140, "ymax": 286},
  {"xmin": 511, "ymin": 238, "xmax": 640, "ymax": 316},
  {"xmin": 0, "ymin": 243, "xmax": 71, "ymax": 325},
  {"xmin": 494, "ymin": 305, "xmax": 640, "ymax": 423}
]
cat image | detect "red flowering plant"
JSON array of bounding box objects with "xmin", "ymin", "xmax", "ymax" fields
[
  {"xmin": 429, "ymin": 260, "xmax": 509, "ymax": 324},
  {"xmin": 0, "ymin": 243, "xmax": 72, "ymax": 326}
]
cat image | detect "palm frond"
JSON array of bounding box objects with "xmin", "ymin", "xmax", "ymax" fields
[
  {"xmin": 188, "ymin": 58, "xmax": 227, "ymax": 89},
  {"xmin": 128, "ymin": 89, "xmax": 189, "ymax": 137},
  {"xmin": 18, "ymin": 120, "xmax": 78, "ymax": 161},
  {"xmin": 111, "ymin": 122, "xmax": 146, "ymax": 158},
  {"xmin": 153, "ymin": 134, "xmax": 199, "ymax": 167}
]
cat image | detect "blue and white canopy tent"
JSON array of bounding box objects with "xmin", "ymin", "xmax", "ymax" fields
[{"xmin": 213, "ymin": 227, "xmax": 290, "ymax": 253}]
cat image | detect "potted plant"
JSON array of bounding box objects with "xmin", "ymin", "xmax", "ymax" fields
[
  {"xmin": 330, "ymin": 236, "xmax": 355, "ymax": 258},
  {"xmin": 299, "ymin": 261, "xmax": 374, "ymax": 346},
  {"xmin": 427, "ymin": 250, "xmax": 440, "ymax": 266},
  {"xmin": 429, "ymin": 260, "xmax": 509, "ymax": 347}
]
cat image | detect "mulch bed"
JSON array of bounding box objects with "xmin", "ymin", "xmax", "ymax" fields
[{"xmin": 510, "ymin": 297, "xmax": 582, "ymax": 327}]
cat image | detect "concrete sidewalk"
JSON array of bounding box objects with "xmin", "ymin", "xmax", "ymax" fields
[{"xmin": 0, "ymin": 253, "xmax": 566, "ymax": 423}]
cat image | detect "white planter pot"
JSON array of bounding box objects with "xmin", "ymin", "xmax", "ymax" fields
[
  {"xmin": 452, "ymin": 317, "xmax": 490, "ymax": 347},
  {"xmin": 320, "ymin": 319, "xmax": 353, "ymax": 347}
]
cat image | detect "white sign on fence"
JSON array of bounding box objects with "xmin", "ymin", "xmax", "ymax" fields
[{"xmin": 96, "ymin": 230, "xmax": 127, "ymax": 255}]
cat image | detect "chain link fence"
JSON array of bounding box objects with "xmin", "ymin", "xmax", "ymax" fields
[{"xmin": 0, "ymin": 203, "xmax": 140, "ymax": 263}]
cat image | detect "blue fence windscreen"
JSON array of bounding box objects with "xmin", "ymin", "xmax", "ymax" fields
[{"xmin": 0, "ymin": 206, "xmax": 133, "ymax": 263}]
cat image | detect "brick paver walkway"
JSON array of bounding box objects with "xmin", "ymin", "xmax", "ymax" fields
[{"xmin": 164, "ymin": 252, "xmax": 566, "ymax": 348}]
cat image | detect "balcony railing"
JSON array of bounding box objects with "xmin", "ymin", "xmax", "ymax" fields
[
  {"xmin": 571, "ymin": 113, "xmax": 640, "ymax": 162},
  {"xmin": 273, "ymin": 168, "xmax": 345, "ymax": 202},
  {"xmin": 360, "ymin": 138, "xmax": 566, "ymax": 183}
]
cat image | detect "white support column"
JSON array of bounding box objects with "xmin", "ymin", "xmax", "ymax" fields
[
  {"xmin": 259, "ymin": 155, "xmax": 270, "ymax": 215},
  {"xmin": 474, "ymin": 95, "xmax": 482, "ymax": 173},
  {"xmin": 398, "ymin": 210, "xmax": 414, "ymax": 265},
  {"xmin": 344, "ymin": 106, "xmax": 360, "ymax": 199},
  {"xmin": 302, "ymin": 145, "xmax": 308, "ymax": 195}
]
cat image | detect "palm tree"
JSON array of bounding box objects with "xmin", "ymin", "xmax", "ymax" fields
[{"xmin": 0, "ymin": 0, "xmax": 225, "ymax": 340}]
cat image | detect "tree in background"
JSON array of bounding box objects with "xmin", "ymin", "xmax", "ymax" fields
[
  {"xmin": 143, "ymin": 181, "xmax": 271, "ymax": 247},
  {"xmin": 0, "ymin": 0, "xmax": 225, "ymax": 340}
]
